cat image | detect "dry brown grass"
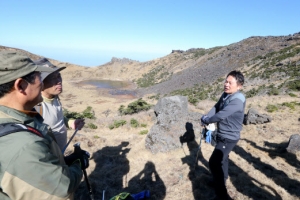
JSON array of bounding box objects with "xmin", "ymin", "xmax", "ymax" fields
[{"xmin": 60, "ymin": 77, "xmax": 300, "ymax": 200}]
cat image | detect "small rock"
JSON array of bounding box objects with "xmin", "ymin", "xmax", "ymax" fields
[{"xmin": 286, "ymin": 134, "xmax": 300, "ymax": 154}]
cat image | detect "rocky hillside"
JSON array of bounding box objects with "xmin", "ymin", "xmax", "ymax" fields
[
  {"xmin": 64, "ymin": 32, "xmax": 300, "ymax": 104},
  {"xmin": 1, "ymin": 32, "xmax": 300, "ymax": 101},
  {"xmin": 141, "ymin": 33, "xmax": 300, "ymax": 96}
]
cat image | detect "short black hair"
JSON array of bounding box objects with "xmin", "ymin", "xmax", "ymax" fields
[
  {"xmin": 226, "ymin": 70, "xmax": 244, "ymax": 86},
  {"xmin": 0, "ymin": 72, "xmax": 37, "ymax": 98}
]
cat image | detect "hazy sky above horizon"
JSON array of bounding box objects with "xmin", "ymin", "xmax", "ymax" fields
[{"xmin": 1, "ymin": 1, "xmax": 299, "ymax": 67}]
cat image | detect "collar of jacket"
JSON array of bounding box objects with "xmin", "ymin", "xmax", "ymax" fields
[
  {"xmin": 41, "ymin": 95, "xmax": 58, "ymax": 104},
  {"xmin": 0, "ymin": 105, "xmax": 49, "ymax": 137}
]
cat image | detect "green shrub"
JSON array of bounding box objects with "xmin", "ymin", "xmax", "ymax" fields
[
  {"xmin": 282, "ymin": 101, "xmax": 300, "ymax": 110},
  {"xmin": 118, "ymin": 105, "xmax": 126, "ymax": 116},
  {"xmin": 211, "ymin": 96, "xmax": 218, "ymax": 102},
  {"xmin": 193, "ymin": 49, "xmax": 206, "ymax": 58},
  {"xmin": 118, "ymin": 98, "xmax": 152, "ymax": 115},
  {"xmin": 114, "ymin": 120, "xmax": 127, "ymax": 128},
  {"xmin": 148, "ymin": 94, "xmax": 160, "ymax": 100},
  {"xmin": 141, "ymin": 123, "xmax": 147, "ymax": 127},
  {"xmin": 197, "ymin": 91, "xmax": 209, "ymax": 100},
  {"xmin": 266, "ymin": 104, "xmax": 278, "ymax": 113},
  {"xmin": 249, "ymin": 72, "xmax": 259, "ymax": 79},
  {"xmin": 82, "ymin": 106, "xmax": 96, "ymax": 119},
  {"xmin": 244, "ymin": 85, "xmax": 267, "ymax": 98},
  {"xmin": 139, "ymin": 130, "xmax": 148, "ymax": 135},
  {"xmin": 245, "ymin": 88, "xmax": 259, "ymax": 98},
  {"xmin": 109, "ymin": 119, "xmax": 127, "ymax": 129},
  {"xmin": 188, "ymin": 96, "xmax": 198, "ymax": 105},
  {"xmin": 108, "ymin": 124, "xmax": 115, "ymax": 130},
  {"xmin": 136, "ymin": 65, "xmax": 170, "ymax": 87},
  {"xmin": 287, "ymin": 80, "xmax": 300, "ymax": 91},
  {"xmin": 130, "ymin": 118, "xmax": 139, "ymax": 128},
  {"xmin": 170, "ymin": 84, "xmax": 211, "ymax": 102},
  {"xmin": 87, "ymin": 123, "xmax": 97, "ymax": 129},
  {"xmin": 217, "ymin": 77, "xmax": 224, "ymax": 83},
  {"xmin": 63, "ymin": 109, "xmax": 84, "ymax": 119},
  {"xmin": 282, "ymin": 102, "xmax": 295, "ymax": 110},
  {"xmin": 94, "ymin": 135, "xmax": 100, "ymax": 139},
  {"xmin": 268, "ymin": 87, "xmax": 279, "ymax": 96},
  {"xmin": 288, "ymin": 93, "xmax": 297, "ymax": 97},
  {"xmin": 63, "ymin": 106, "xmax": 95, "ymax": 119}
]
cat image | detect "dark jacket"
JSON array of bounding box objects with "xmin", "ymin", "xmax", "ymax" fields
[{"xmin": 206, "ymin": 91, "xmax": 246, "ymax": 140}]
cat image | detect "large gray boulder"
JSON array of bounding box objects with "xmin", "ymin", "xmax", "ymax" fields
[
  {"xmin": 145, "ymin": 96, "xmax": 202, "ymax": 154},
  {"xmin": 286, "ymin": 134, "xmax": 300, "ymax": 154},
  {"xmin": 244, "ymin": 108, "xmax": 272, "ymax": 125}
]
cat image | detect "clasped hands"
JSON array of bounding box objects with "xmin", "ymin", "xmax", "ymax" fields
[{"xmin": 200, "ymin": 115, "xmax": 210, "ymax": 126}]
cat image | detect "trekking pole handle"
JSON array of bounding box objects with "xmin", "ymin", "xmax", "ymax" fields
[
  {"xmin": 73, "ymin": 142, "xmax": 94, "ymax": 200},
  {"xmin": 73, "ymin": 142, "xmax": 81, "ymax": 153}
]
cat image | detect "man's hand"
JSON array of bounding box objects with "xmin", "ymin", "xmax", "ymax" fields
[
  {"xmin": 71, "ymin": 119, "xmax": 85, "ymax": 130},
  {"xmin": 64, "ymin": 149, "xmax": 90, "ymax": 170},
  {"xmin": 201, "ymin": 115, "xmax": 210, "ymax": 126},
  {"xmin": 79, "ymin": 150, "xmax": 90, "ymax": 170}
]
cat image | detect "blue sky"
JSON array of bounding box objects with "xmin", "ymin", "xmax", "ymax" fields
[{"xmin": 0, "ymin": 1, "xmax": 299, "ymax": 67}]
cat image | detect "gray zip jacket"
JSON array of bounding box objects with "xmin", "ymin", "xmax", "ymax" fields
[{"xmin": 206, "ymin": 91, "xmax": 246, "ymax": 140}]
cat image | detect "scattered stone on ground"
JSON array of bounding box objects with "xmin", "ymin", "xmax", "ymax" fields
[{"xmin": 244, "ymin": 108, "xmax": 272, "ymax": 125}]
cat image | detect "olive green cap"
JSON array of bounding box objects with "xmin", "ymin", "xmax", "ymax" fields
[{"xmin": 0, "ymin": 51, "xmax": 56, "ymax": 85}]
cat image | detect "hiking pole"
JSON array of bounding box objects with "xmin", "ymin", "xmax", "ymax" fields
[
  {"xmin": 194, "ymin": 126, "xmax": 206, "ymax": 170},
  {"xmin": 62, "ymin": 128, "xmax": 79, "ymax": 154},
  {"xmin": 74, "ymin": 142, "xmax": 94, "ymax": 200}
]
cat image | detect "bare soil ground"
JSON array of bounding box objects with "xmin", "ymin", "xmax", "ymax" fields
[{"xmin": 60, "ymin": 78, "xmax": 300, "ymax": 200}]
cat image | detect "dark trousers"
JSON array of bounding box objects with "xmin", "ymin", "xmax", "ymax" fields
[{"xmin": 209, "ymin": 136, "xmax": 238, "ymax": 199}]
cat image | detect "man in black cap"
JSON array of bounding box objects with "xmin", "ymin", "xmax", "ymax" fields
[
  {"xmin": 0, "ymin": 51, "xmax": 89, "ymax": 199},
  {"xmin": 34, "ymin": 58, "xmax": 85, "ymax": 151}
]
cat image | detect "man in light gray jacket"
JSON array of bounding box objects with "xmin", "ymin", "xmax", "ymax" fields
[
  {"xmin": 34, "ymin": 58, "xmax": 85, "ymax": 151},
  {"xmin": 201, "ymin": 70, "xmax": 246, "ymax": 200}
]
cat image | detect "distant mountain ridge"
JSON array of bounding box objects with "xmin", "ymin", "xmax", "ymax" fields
[{"xmin": 0, "ymin": 45, "xmax": 42, "ymax": 61}]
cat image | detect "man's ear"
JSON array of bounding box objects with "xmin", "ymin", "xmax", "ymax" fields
[{"xmin": 15, "ymin": 78, "xmax": 28, "ymax": 93}]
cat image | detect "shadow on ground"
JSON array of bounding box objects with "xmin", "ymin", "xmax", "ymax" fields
[
  {"xmin": 74, "ymin": 141, "xmax": 166, "ymax": 200},
  {"xmin": 180, "ymin": 122, "xmax": 217, "ymax": 199},
  {"xmin": 232, "ymin": 139, "xmax": 300, "ymax": 198},
  {"xmin": 181, "ymin": 122, "xmax": 284, "ymax": 199}
]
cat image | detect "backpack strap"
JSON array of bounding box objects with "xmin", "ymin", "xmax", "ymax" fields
[
  {"xmin": 34, "ymin": 103, "xmax": 43, "ymax": 116},
  {"xmin": 0, "ymin": 123, "xmax": 44, "ymax": 138}
]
